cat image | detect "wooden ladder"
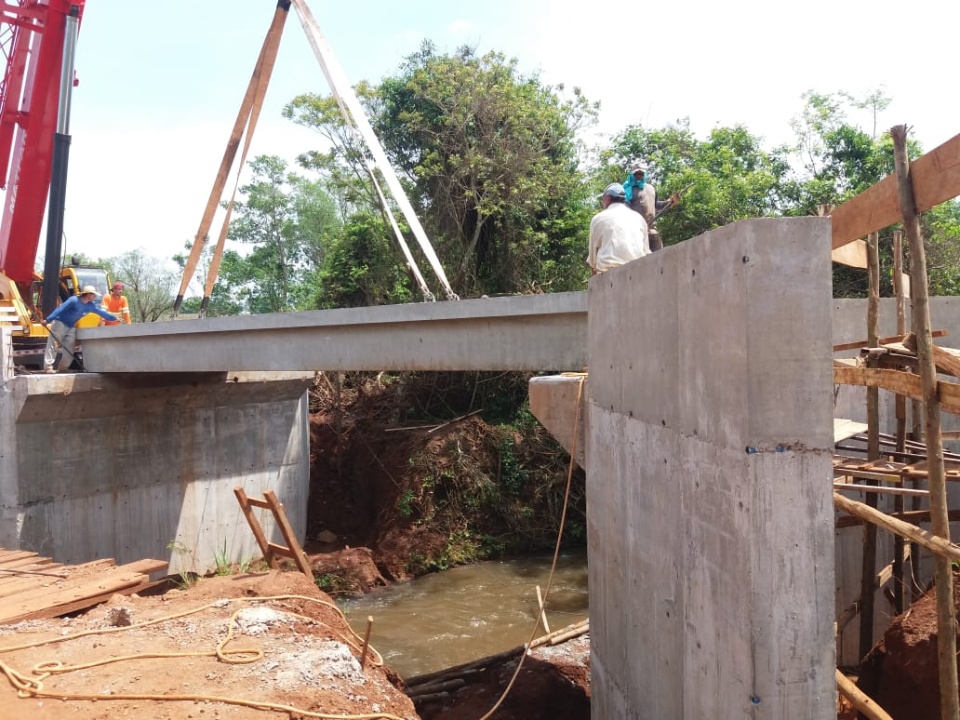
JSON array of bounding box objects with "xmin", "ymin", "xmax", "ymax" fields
[{"xmin": 234, "ymin": 487, "xmax": 313, "ymax": 578}]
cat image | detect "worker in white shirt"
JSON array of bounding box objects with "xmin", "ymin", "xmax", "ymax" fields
[{"xmin": 587, "ymin": 182, "xmax": 649, "ymax": 275}]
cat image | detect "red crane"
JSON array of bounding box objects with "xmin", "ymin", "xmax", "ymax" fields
[
  {"xmin": 0, "ymin": 1, "xmax": 94, "ymax": 367},
  {"xmin": 0, "ymin": 0, "xmax": 84, "ymax": 292}
]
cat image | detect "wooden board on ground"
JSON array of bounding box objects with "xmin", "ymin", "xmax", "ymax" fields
[{"xmin": 0, "ymin": 548, "xmax": 168, "ymax": 624}]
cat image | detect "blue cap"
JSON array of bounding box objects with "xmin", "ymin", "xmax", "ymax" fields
[{"xmin": 602, "ymin": 182, "xmax": 626, "ymax": 199}]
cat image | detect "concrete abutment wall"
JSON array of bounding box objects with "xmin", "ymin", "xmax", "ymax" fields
[
  {"xmin": 0, "ymin": 366, "xmax": 313, "ymax": 574},
  {"xmin": 585, "ymin": 218, "xmax": 836, "ymax": 718}
]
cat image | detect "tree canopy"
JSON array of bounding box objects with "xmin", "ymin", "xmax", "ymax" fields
[
  {"xmin": 161, "ymin": 61, "xmax": 957, "ymax": 312},
  {"xmin": 285, "ymin": 42, "xmax": 597, "ymax": 299}
]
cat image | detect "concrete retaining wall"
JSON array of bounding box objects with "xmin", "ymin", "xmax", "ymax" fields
[
  {"xmin": 0, "ymin": 361, "xmax": 313, "ymax": 575},
  {"xmin": 586, "ymin": 218, "xmax": 835, "ymax": 718}
]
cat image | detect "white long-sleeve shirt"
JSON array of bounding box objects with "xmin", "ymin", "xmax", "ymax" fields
[{"xmin": 587, "ymin": 202, "xmax": 649, "ymax": 272}]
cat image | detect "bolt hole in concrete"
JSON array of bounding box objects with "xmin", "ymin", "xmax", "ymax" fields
[{"xmin": 338, "ymin": 552, "xmax": 588, "ymax": 678}]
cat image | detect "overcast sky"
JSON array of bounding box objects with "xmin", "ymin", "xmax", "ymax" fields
[{"xmin": 15, "ymin": 0, "xmax": 960, "ymax": 270}]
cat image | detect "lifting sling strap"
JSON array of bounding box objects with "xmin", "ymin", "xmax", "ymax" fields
[
  {"xmin": 173, "ymin": 0, "xmax": 290, "ymax": 316},
  {"xmin": 290, "ymin": 0, "xmax": 458, "ymax": 301}
]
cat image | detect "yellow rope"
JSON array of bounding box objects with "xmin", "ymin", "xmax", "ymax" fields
[
  {"xmin": 0, "ymin": 594, "xmax": 403, "ymax": 720},
  {"xmin": 477, "ymin": 374, "xmax": 586, "ymax": 720}
]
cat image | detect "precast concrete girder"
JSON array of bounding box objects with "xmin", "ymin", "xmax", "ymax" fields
[{"xmin": 78, "ymin": 292, "xmax": 588, "ymax": 373}]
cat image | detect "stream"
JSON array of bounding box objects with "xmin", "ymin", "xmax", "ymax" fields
[{"xmin": 339, "ymin": 551, "xmax": 589, "ymax": 678}]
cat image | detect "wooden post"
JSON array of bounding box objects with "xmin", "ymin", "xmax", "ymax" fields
[
  {"xmin": 359, "ymin": 616, "xmax": 374, "ymax": 669},
  {"xmin": 894, "ymin": 230, "xmax": 907, "ymax": 452},
  {"xmin": 892, "ymin": 230, "xmax": 907, "ymax": 613},
  {"xmin": 891, "ymin": 124, "xmax": 959, "ymax": 720},
  {"xmin": 536, "ymin": 585, "xmax": 551, "ymax": 635},
  {"xmin": 859, "ymin": 231, "xmax": 881, "ymax": 661}
]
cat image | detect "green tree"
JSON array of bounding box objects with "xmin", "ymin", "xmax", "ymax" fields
[
  {"xmin": 173, "ymin": 241, "xmax": 244, "ymax": 317},
  {"xmin": 226, "ymin": 155, "xmax": 340, "ymax": 313},
  {"xmin": 780, "ymin": 89, "xmax": 960, "ymax": 297},
  {"xmin": 314, "ymin": 211, "xmax": 415, "ymax": 308},
  {"xmin": 603, "ymin": 120, "xmax": 792, "ymax": 243},
  {"xmin": 106, "ymin": 249, "xmax": 176, "ymax": 322},
  {"xmin": 286, "ymin": 42, "xmax": 597, "ymax": 298}
]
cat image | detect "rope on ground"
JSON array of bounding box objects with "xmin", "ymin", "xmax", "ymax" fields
[
  {"xmin": 0, "ymin": 594, "xmax": 403, "ymax": 720},
  {"xmin": 476, "ymin": 373, "xmax": 586, "ymax": 720}
]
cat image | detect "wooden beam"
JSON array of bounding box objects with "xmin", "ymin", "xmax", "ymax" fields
[
  {"xmin": 832, "ymin": 329, "xmax": 945, "ymax": 353},
  {"xmin": 831, "ymin": 131, "xmax": 960, "ymax": 249},
  {"xmin": 836, "ymin": 669, "xmax": 894, "ymax": 720},
  {"xmin": 834, "ymin": 366, "xmax": 924, "ymax": 402},
  {"xmin": 834, "ymin": 492, "xmax": 960, "ymax": 565},
  {"xmin": 832, "ymin": 238, "xmax": 868, "ymax": 268}
]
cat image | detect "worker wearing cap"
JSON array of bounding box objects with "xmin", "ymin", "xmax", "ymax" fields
[
  {"xmin": 41, "ymin": 285, "xmax": 119, "ymax": 373},
  {"xmin": 587, "ymin": 182, "xmax": 649, "ymax": 275},
  {"xmin": 624, "ymin": 161, "xmax": 680, "ymax": 252},
  {"xmin": 102, "ymin": 282, "xmax": 131, "ymax": 325}
]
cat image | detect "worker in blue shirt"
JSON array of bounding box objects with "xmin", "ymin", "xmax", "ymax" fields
[{"xmin": 42, "ymin": 285, "xmax": 118, "ymax": 373}]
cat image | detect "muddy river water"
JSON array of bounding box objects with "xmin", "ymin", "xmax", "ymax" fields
[{"xmin": 339, "ymin": 552, "xmax": 589, "ymax": 678}]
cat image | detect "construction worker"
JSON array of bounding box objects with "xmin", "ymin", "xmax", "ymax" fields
[
  {"xmin": 587, "ymin": 182, "xmax": 649, "ymax": 275},
  {"xmin": 42, "ymin": 285, "xmax": 118, "ymax": 373},
  {"xmin": 623, "ymin": 161, "xmax": 680, "ymax": 252},
  {"xmin": 103, "ymin": 282, "xmax": 131, "ymax": 325}
]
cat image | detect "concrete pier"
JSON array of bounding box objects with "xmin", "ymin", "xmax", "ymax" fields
[{"xmin": 535, "ymin": 218, "xmax": 837, "ymax": 718}]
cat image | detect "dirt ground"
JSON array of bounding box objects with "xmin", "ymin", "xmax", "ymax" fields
[
  {"xmin": 0, "ymin": 568, "xmax": 591, "ymax": 720},
  {"xmin": 857, "ymin": 578, "xmax": 960, "ymax": 720},
  {"xmin": 0, "ymin": 571, "xmax": 417, "ymax": 720}
]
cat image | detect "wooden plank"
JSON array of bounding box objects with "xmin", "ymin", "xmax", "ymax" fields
[
  {"xmin": 0, "ymin": 570, "xmax": 146, "ymax": 618},
  {"xmin": 0, "ymin": 555, "xmax": 58, "ymax": 571},
  {"xmin": 0, "ymin": 573, "xmax": 147, "ymax": 624},
  {"xmin": 831, "ymin": 238, "xmax": 868, "ymax": 268},
  {"xmin": 833, "ymin": 329, "xmax": 946, "ymax": 353},
  {"xmin": 0, "ymin": 561, "xmax": 62, "ymax": 587},
  {"xmin": 902, "ymin": 333, "xmax": 960, "ymax": 378},
  {"xmin": 831, "ymin": 132, "xmax": 960, "ymax": 248},
  {"xmin": 266, "ymin": 541, "xmax": 296, "ymax": 559},
  {"xmin": 0, "ymin": 550, "xmax": 40, "ymax": 563},
  {"xmin": 0, "ymin": 561, "xmax": 128, "ymax": 604},
  {"xmin": 834, "ymin": 366, "xmax": 924, "ymax": 402},
  {"xmin": 234, "ymin": 486, "xmax": 278, "ymax": 569},
  {"xmin": 115, "ymin": 558, "xmax": 169, "ymax": 576},
  {"xmin": 939, "ymin": 380, "xmax": 960, "ymax": 413},
  {"xmin": 12, "ymin": 580, "xmax": 162, "ymax": 623},
  {"xmin": 835, "ymin": 419, "xmax": 869, "ymax": 443},
  {"xmin": 264, "ymin": 490, "xmax": 313, "ymax": 578}
]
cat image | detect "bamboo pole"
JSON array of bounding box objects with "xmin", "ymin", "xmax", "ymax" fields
[
  {"xmin": 836, "ymin": 669, "xmax": 894, "ymax": 720},
  {"xmin": 892, "ymin": 230, "xmax": 908, "ymax": 613},
  {"xmin": 359, "ymin": 616, "xmax": 374, "ymax": 669},
  {"xmin": 891, "ymin": 124, "xmax": 959, "ymax": 720},
  {"xmin": 834, "ymin": 493, "xmax": 960, "ymax": 564},
  {"xmin": 894, "ymin": 231, "xmax": 908, "ymax": 451},
  {"xmin": 859, "ymin": 231, "xmax": 881, "ymax": 660},
  {"xmin": 535, "ymin": 585, "xmax": 551, "ymax": 634}
]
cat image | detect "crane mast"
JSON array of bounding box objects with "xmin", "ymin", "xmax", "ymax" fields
[{"xmin": 0, "ymin": 0, "xmax": 84, "ymax": 296}]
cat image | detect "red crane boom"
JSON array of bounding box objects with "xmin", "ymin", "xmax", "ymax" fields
[{"xmin": 0, "ymin": 0, "xmax": 84, "ymax": 290}]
